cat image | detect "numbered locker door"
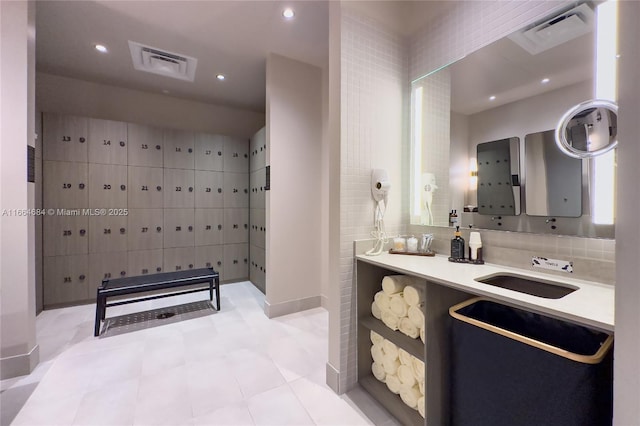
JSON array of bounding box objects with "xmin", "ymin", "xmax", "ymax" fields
[
  {"xmin": 88, "ymin": 164, "xmax": 128, "ymax": 208},
  {"xmin": 89, "ymin": 252, "xmax": 129, "ymax": 290},
  {"xmin": 195, "ymin": 133, "xmax": 224, "ymax": 171},
  {"xmin": 42, "ymin": 113, "xmax": 88, "ymax": 162},
  {"xmin": 195, "ymin": 171, "xmax": 223, "ymax": 208},
  {"xmin": 195, "ymin": 209, "xmax": 223, "ymax": 246},
  {"xmin": 164, "ymin": 129, "xmax": 194, "ymax": 170},
  {"xmin": 249, "ymin": 245, "xmax": 266, "ymax": 293},
  {"xmin": 250, "ymin": 127, "xmax": 266, "ymax": 172},
  {"xmin": 163, "ymin": 247, "xmax": 195, "ymax": 272},
  {"xmin": 164, "ymin": 169, "xmax": 195, "ymax": 208},
  {"xmin": 195, "ymin": 245, "xmax": 223, "ymax": 274},
  {"xmin": 128, "ymin": 123, "xmax": 163, "ymax": 167},
  {"xmin": 223, "ymin": 136, "xmax": 249, "ymax": 173},
  {"xmin": 88, "ymin": 118, "xmax": 127, "ymax": 165},
  {"xmin": 128, "ymin": 249, "xmax": 164, "ymax": 276},
  {"xmin": 249, "ymin": 168, "xmax": 266, "ymax": 208},
  {"xmin": 89, "ymin": 214, "xmax": 128, "ymax": 253},
  {"xmin": 164, "ymin": 209, "xmax": 195, "ymax": 248},
  {"xmin": 223, "ymin": 172, "xmax": 249, "ymax": 208},
  {"xmin": 43, "ymin": 215, "xmax": 89, "ymax": 256},
  {"xmin": 127, "ymin": 209, "xmax": 163, "ymax": 250},
  {"xmin": 223, "ymin": 244, "xmax": 249, "ymax": 281},
  {"xmin": 128, "ymin": 166, "xmax": 164, "ymax": 208},
  {"xmin": 249, "ymin": 208, "xmax": 265, "ymax": 249},
  {"xmin": 43, "ymin": 161, "xmax": 88, "ymax": 209},
  {"xmin": 43, "ymin": 254, "xmax": 90, "ymax": 306},
  {"xmin": 223, "ymin": 208, "xmax": 249, "ymax": 244}
]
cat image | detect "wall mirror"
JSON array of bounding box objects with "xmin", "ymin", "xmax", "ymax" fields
[
  {"xmin": 410, "ymin": 0, "xmax": 616, "ymax": 238},
  {"xmin": 477, "ymin": 137, "xmax": 521, "ymax": 216}
]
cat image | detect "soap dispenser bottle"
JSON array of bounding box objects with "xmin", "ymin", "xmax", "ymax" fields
[{"xmin": 450, "ymin": 226, "xmax": 465, "ymax": 260}]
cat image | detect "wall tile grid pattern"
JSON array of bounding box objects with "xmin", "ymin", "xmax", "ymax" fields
[{"xmin": 339, "ymin": 8, "xmax": 409, "ymax": 391}]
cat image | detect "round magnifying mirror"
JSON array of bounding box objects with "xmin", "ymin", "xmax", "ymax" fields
[{"xmin": 555, "ymin": 99, "xmax": 618, "ymax": 158}]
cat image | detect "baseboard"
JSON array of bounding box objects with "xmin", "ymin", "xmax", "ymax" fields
[
  {"xmin": 0, "ymin": 344, "xmax": 39, "ymax": 380},
  {"xmin": 263, "ymin": 295, "xmax": 322, "ymax": 318},
  {"xmin": 320, "ymin": 294, "xmax": 329, "ymax": 309},
  {"xmin": 326, "ymin": 361, "xmax": 341, "ymax": 394}
]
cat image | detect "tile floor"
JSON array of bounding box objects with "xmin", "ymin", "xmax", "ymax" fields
[{"xmin": 1, "ymin": 282, "xmax": 399, "ymax": 426}]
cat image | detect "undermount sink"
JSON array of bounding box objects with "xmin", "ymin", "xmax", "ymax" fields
[{"xmin": 474, "ymin": 273, "xmax": 578, "ymax": 299}]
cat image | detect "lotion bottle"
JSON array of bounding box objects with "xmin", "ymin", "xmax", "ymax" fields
[{"xmin": 450, "ymin": 226, "xmax": 465, "ymax": 260}]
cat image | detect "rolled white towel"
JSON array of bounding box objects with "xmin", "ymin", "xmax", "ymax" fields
[
  {"xmin": 383, "ymin": 357, "xmax": 401, "ymax": 376},
  {"xmin": 389, "ymin": 293, "xmax": 408, "ymax": 318},
  {"xmin": 413, "ymin": 358, "xmax": 425, "ymax": 382},
  {"xmin": 370, "ymin": 343, "xmax": 384, "ymax": 363},
  {"xmin": 400, "ymin": 384, "xmax": 422, "ymax": 409},
  {"xmin": 385, "ymin": 374, "xmax": 402, "ymax": 395},
  {"xmin": 420, "ymin": 326, "xmax": 425, "ymax": 343},
  {"xmin": 382, "ymin": 340, "xmax": 398, "ymax": 360},
  {"xmin": 418, "ymin": 396, "xmax": 426, "ymax": 418},
  {"xmin": 381, "ymin": 310, "xmax": 400, "ymax": 331},
  {"xmin": 418, "ymin": 379, "xmax": 425, "ymax": 395},
  {"xmin": 407, "ymin": 304, "xmax": 425, "ymax": 329},
  {"xmin": 399, "ymin": 317, "xmax": 420, "ymax": 339},
  {"xmin": 398, "ymin": 348, "xmax": 413, "ymax": 367},
  {"xmin": 374, "ymin": 291, "xmax": 391, "ymax": 311},
  {"xmin": 371, "ymin": 301, "xmax": 382, "ymax": 320},
  {"xmin": 371, "ymin": 362, "xmax": 386, "ymax": 382},
  {"xmin": 397, "ymin": 364, "xmax": 417, "ymax": 387},
  {"xmin": 403, "ymin": 284, "xmax": 425, "ymax": 306},
  {"xmin": 370, "ymin": 330, "xmax": 384, "ymax": 346},
  {"xmin": 382, "ymin": 275, "xmax": 415, "ymax": 295}
]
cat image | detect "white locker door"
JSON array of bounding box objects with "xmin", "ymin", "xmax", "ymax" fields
[
  {"xmin": 164, "ymin": 129, "xmax": 195, "ymax": 170},
  {"xmin": 223, "ymin": 208, "xmax": 249, "ymax": 244},
  {"xmin": 223, "ymin": 136, "xmax": 249, "ymax": 173},
  {"xmin": 195, "ymin": 133, "xmax": 224, "ymax": 171},
  {"xmin": 127, "ymin": 209, "xmax": 164, "ymax": 251},
  {"xmin": 43, "ymin": 215, "xmax": 89, "ymax": 256},
  {"xmin": 43, "ymin": 254, "xmax": 90, "ymax": 306},
  {"xmin": 223, "ymin": 244, "xmax": 249, "ymax": 281},
  {"xmin": 195, "ymin": 209, "xmax": 224, "ymax": 246},
  {"xmin": 128, "ymin": 249, "xmax": 164, "ymax": 276},
  {"xmin": 43, "ymin": 161, "xmax": 88, "ymax": 209},
  {"xmin": 223, "ymin": 172, "xmax": 249, "ymax": 208},
  {"xmin": 42, "ymin": 113, "xmax": 88, "ymax": 162},
  {"xmin": 195, "ymin": 170, "xmax": 224, "ymax": 208},
  {"xmin": 163, "ymin": 247, "xmax": 195, "ymax": 272},
  {"xmin": 128, "ymin": 166, "xmax": 164, "ymax": 209},
  {"xmin": 163, "ymin": 209, "xmax": 195, "ymax": 248},
  {"xmin": 164, "ymin": 169, "xmax": 195, "ymax": 208},
  {"xmin": 195, "ymin": 245, "xmax": 224, "ymax": 274},
  {"xmin": 88, "ymin": 164, "xmax": 128, "ymax": 208},
  {"xmin": 89, "ymin": 215, "xmax": 128, "ymax": 253},
  {"xmin": 88, "ymin": 118, "xmax": 128, "ymax": 165},
  {"xmin": 128, "ymin": 123, "xmax": 163, "ymax": 167}
]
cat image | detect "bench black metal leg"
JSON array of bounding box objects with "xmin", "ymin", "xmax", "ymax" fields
[
  {"xmin": 215, "ymin": 277, "xmax": 220, "ymax": 311},
  {"xmin": 209, "ymin": 280, "xmax": 214, "ymax": 301},
  {"xmin": 94, "ymin": 295, "xmax": 103, "ymax": 336}
]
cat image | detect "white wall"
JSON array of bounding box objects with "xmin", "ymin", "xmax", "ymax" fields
[
  {"xmin": 264, "ymin": 53, "xmax": 323, "ymax": 317},
  {"xmin": 36, "ymin": 73, "xmax": 265, "ymax": 139},
  {"xmin": 0, "ymin": 0, "xmax": 39, "ymax": 379}
]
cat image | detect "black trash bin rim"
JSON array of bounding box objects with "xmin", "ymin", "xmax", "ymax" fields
[{"xmin": 449, "ymin": 297, "xmax": 613, "ymax": 364}]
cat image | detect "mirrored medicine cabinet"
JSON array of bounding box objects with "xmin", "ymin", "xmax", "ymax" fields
[{"xmin": 410, "ymin": 0, "xmax": 616, "ymax": 238}]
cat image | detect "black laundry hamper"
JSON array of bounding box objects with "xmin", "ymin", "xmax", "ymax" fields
[{"xmin": 449, "ymin": 297, "xmax": 613, "ymax": 426}]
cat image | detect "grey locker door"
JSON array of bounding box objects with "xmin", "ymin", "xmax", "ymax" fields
[
  {"xmin": 43, "ymin": 254, "xmax": 90, "ymax": 306},
  {"xmin": 127, "ymin": 209, "xmax": 164, "ymax": 250},
  {"xmin": 128, "ymin": 166, "xmax": 164, "ymax": 209},
  {"xmin": 223, "ymin": 208, "xmax": 249, "ymax": 244},
  {"xmin": 88, "ymin": 118, "xmax": 128, "ymax": 165},
  {"xmin": 43, "ymin": 161, "xmax": 89, "ymax": 209},
  {"xmin": 43, "ymin": 215, "xmax": 89, "ymax": 256},
  {"xmin": 89, "ymin": 251, "xmax": 129, "ymax": 290},
  {"xmin": 249, "ymin": 208, "xmax": 266, "ymax": 249},
  {"xmin": 128, "ymin": 249, "xmax": 164, "ymax": 276},
  {"xmin": 194, "ymin": 209, "xmax": 224, "ymax": 246},
  {"xmin": 223, "ymin": 136, "xmax": 249, "ymax": 173},
  {"xmin": 163, "ymin": 169, "xmax": 195, "ymax": 208},
  {"xmin": 249, "ymin": 245, "xmax": 266, "ymax": 293},
  {"xmin": 163, "ymin": 247, "xmax": 195, "ymax": 272},
  {"xmin": 195, "ymin": 170, "xmax": 224, "ymax": 208},
  {"xmin": 195, "ymin": 245, "xmax": 223, "ymax": 273},
  {"xmin": 250, "ymin": 127, "xmax": 266, "ymax": 172},
  {"xmin": 194, "ymin": 133, "xmax": 224, "ymax": 171},
  {"xmin": 128, "ymin": 123, "xmax": 163, "ymax": 167},
  {"xmin": 249, "ymin": 168, "xmax": 266, "ymax": 208},
  {"xmin": 42, "ymin": 113, "xmax": 88, "ymax": 162},
  {"xmin": 163, "ymin": 209, "xmax": 195, "ymax": 248},
  {"xmin": 223, "ymin": 172, "xmax": 249, "ymax": 208},
  {"xmin": 223, "ymin": 244, "xmax": 249, "ymax": 281},
  {"xmin": 88, "ymin": 164, "xmax": 128, "ymax": 208},
  {"xmin": 164, "ymin": 129, "xmax": 195, "ymax": 170},
  {"xmin": 89, "ymin": 215, "xmax": 128, "ymax": 253}
]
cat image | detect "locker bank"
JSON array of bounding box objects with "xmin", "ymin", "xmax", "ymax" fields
[{"xmin": 1, "ymin": 1, "xmax": 640, "ymax": 425}]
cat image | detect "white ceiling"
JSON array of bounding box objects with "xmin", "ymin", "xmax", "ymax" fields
[{"xmin": 36, "ymin": 1, "xmax": 330, "ymax": 113}]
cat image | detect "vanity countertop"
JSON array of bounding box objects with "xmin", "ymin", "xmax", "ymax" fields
[{"xmin": 356, "ymin": 252, "xmax": 614, "ymax": 332}]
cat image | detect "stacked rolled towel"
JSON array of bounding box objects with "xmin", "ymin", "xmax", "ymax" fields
[
  {"xmin": 382, "ymin": 340, "xmax": 399, "ymax": 360},
  {"xmin": 370, "ymin": 344, "xmax": 384, "ymax": 364},
  {"xmin": 413, "ymin": 358, "xmax": 425, "ymax": 382},
  {"xmin": 399, "ymin": 317, "xmax": 420, "ymax": 339},
  {"xmin": 371, "ymin": 301, "xmax": 382, "ymax": 320},
  {"xmin": 381, "ymin": 310, "xmax": 400, "ymax": 331},
  {"xmin": 374, "ymin": 291, "xmax": 391, "ymax": 311},
  {"xmin": 403, "ymin": 284, "xmax": 425, "ymax": 307},
  {"xmin": 389, "ymin": 294, "xmax": 408, "ymax": 318},
  {"xmin": 398, "ymin": 348, "xmax": 413, "ymax": 368},
  {"xmin": 407, "ymin": 305, "xmax": 425, "ymax": 329},
  {"xmin": 417, "ymin": 396, "xmax": 426, "ymax": 418},
  {"xmin": 370, "ymin": 330, "xmax": 384, "ymax": 346},
  {"xmin": 382, "ymin": 275, "xmax": 415, "ymax": 295},
  {"xmin": 400, "ymin": 384, "xmax": 422, "ymax": 409},
  {"xmin": 372, "ymin": 276, "xmax": 425, "ymax": 339},
  {"xmin": 420, "ymin": 326, "xmax": 425, "ymax": 344},
  {"xmin": 385, "ymin": 374, "xmax": 402, "ymax": 394},
  {"xmin": 397, "ymin": 364, "xmax": 416, "ymax": 387},
  {"xmin": 372, "ymin": 362, "xmax": 386, "ymax": 382}
]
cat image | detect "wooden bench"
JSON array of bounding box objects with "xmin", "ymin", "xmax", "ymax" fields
[{"xmin": 94, "ymin": 268, "xmax": 220, "ymax": 336}]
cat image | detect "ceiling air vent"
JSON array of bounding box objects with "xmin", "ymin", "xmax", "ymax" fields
[
  {"xmin": 128, "ymin": 41, "xmax": 197, "ymax": 82},
  {"xmin": 508, "ymin": 3, "xmax": 594, "ymax": 55}
]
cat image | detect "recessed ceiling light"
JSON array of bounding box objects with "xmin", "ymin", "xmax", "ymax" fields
[
  {"xmin": 489, "ymin": 95, "xmax": 496, "ymax": 101},
  {"xmin": 216, "ymin": 74, "xmax": 226, "ymax": 81},
  {"xmin": 541, "ymin": 78, "xmax": 550, "ymax": 84},
  {"xmin": 282, "ymin": 8, "xmax": 295, "ymax": 19},
  {"xmin": 94, "ymin": 44, "xmax": 108, "ymax": 53}
]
